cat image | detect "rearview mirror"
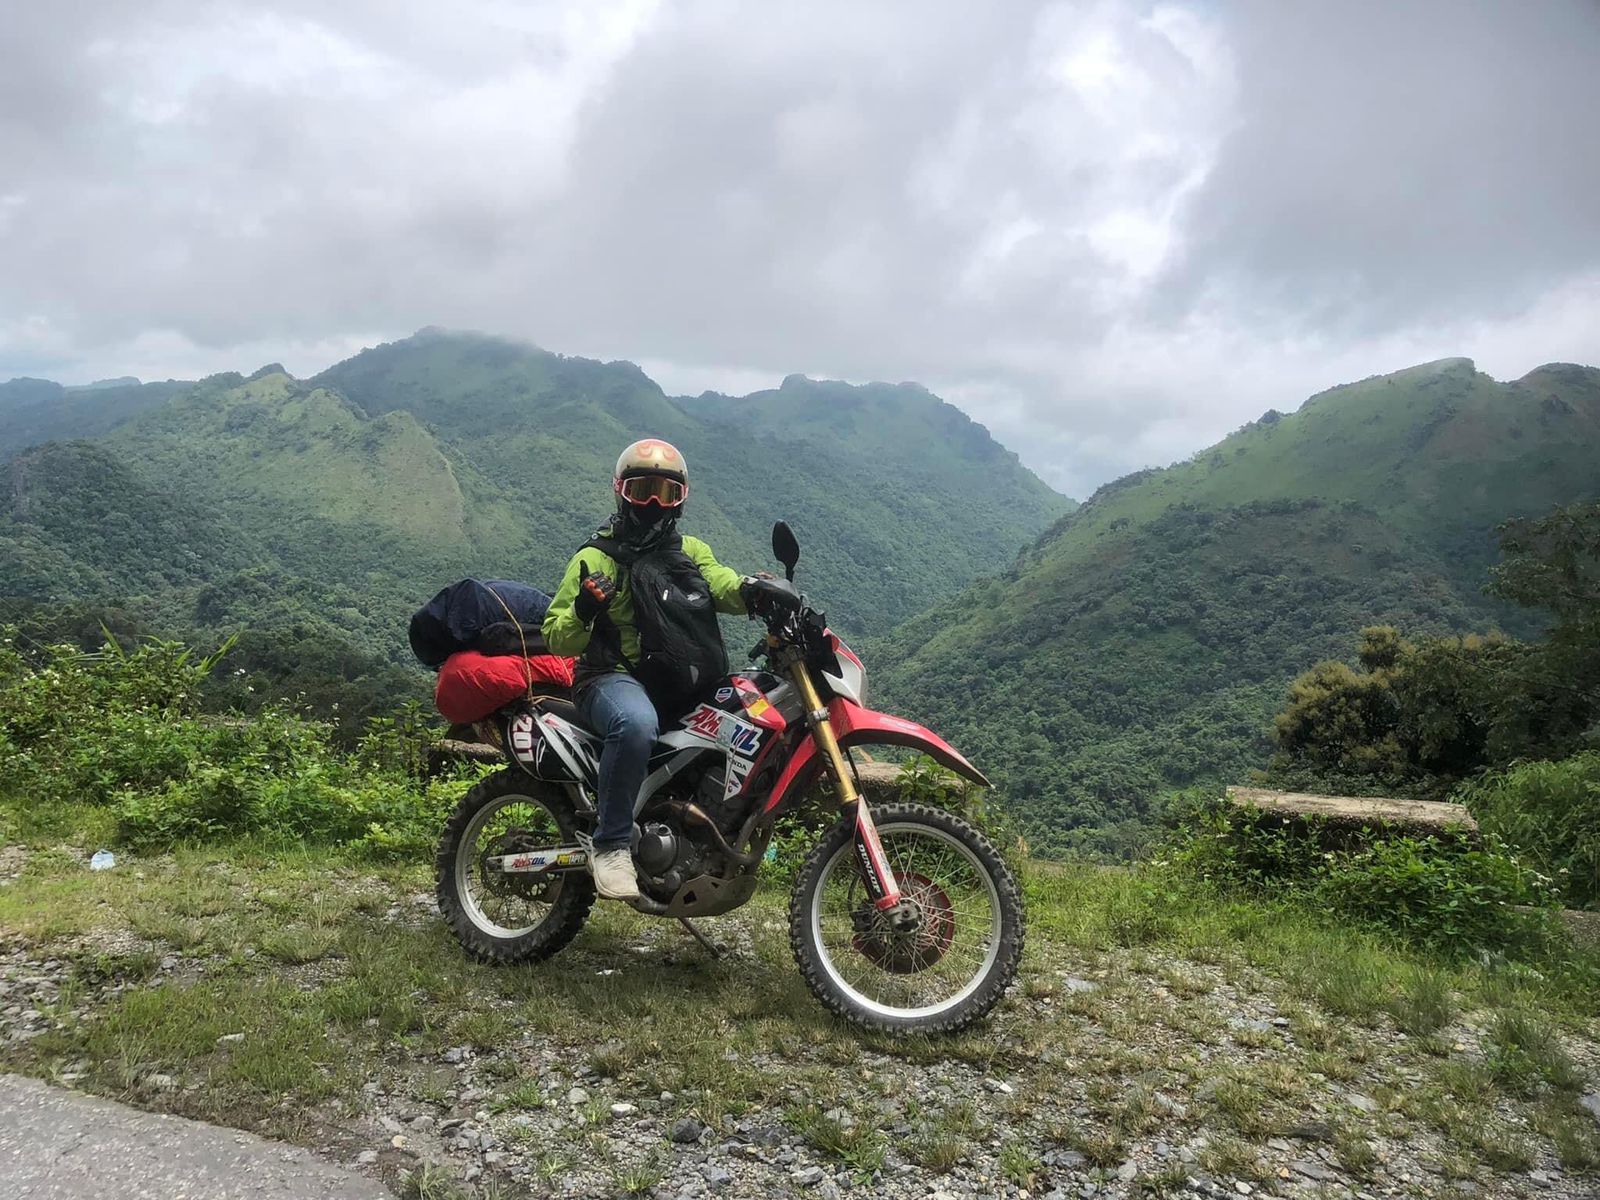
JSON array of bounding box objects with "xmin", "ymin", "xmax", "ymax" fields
[{"xmin": 772, "ymin": 521, "xmax": 800, "ymax": 582}]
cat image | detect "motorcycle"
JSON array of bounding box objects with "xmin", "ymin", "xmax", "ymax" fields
[{"xmin": 434, "ymin": 522, "xmax": 1024, "ymax": 1033}]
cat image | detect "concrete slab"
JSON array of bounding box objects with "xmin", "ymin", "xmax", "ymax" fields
[
  {"xmin": 1226, "ymin": 786, "xmax": 1477, "ymax": 831},
  {"xmin": 0, "ymin": 1074, "xmax": 392, "ymax": 1199}
]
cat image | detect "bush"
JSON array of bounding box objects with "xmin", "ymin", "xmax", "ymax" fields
[
  {"xmin": 0, "ymin": 633, "xmax": 452, "ymax": 857},
  {"xmin": 1167, "ymin": 798, "xmax": 1563, "ymax": 956},
  {"xmin": 1463, "ymin": 754, "xmax": 1600, "ymax": 910},
  {"xmin": 896, "ymin": 754, "xmax": 1024, "ymax": 861},
  {"xmin": 1313, "ymin": 835, "xmax": 1560, "ymax": 953}
]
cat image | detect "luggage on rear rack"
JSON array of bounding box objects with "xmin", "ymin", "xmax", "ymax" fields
[
  {"xmin": 435, "ymin": 650, "xmax": 574, "ymax": 724},
  {"xmin": 409, "ymin": 578, "xmax": 554, "ymax": 669},
  {"xmin": 411, "ymin": 578, "xmax": 576, "ymax": 723}
]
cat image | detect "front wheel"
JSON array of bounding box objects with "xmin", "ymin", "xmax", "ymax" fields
[{"xmin": 788, "ymin": 802, "xmax": 1024, "ymax": 1034}]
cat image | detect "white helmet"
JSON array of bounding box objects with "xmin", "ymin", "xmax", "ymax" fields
[{"xmin": 613, "ymin": 438, "xmax": 688, "ymax": 512}]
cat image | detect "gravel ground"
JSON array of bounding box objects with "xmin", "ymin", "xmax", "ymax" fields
[{"xmin": 2, "ymin": 858, "xmax": 1597, "ymax": 1200}]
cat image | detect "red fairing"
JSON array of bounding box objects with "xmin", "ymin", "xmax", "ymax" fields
[
  {"xmin": 763, "ymin": 698, "xmax": 990, "ymax": 813},
  {"xmin": 435, "ymin": 651, "xmax": 576, "ymax": 724}
]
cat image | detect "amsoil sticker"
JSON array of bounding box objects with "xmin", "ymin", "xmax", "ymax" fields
[
  {"xmin": 686, "ymin": 705, "xmax": 722, "ymax": 740},
  {"xmin": 683, "ymin": 703, "xmax": 763, "ymax": 759},
  {"xmin": 714, "ymin": 686, "xmax": 735, "ymax": 703}
]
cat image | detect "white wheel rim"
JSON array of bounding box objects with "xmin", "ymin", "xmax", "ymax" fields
[
  {"xmin": 808, "ymin": 821, "xmax": 1004, "ymax": 1022},
  {"xmin": 456, "ymin": 790, "xmax": 568, "ymax": 940}
]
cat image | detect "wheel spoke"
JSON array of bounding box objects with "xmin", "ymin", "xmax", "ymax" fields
[{"xmin": 805, "ymin": 818, "xmax": 1007, "ymax": 1019}]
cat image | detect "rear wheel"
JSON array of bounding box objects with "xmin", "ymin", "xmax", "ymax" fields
[
  {"xmin": 435, "ymin": 769, "xmax": 595, "ymax": 964},
  {"xmin": 788, "ymin": 802, "xmax": 1024, "ymax": 1034}
]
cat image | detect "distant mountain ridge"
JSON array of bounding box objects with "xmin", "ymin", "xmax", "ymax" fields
[
  {"xmin": 1, "ymin": 328, "xmax": 1072, "ymax": 669},
  {"xmin": 874, "ymin": 356, "xmax": 1600, "ymax": 852}
]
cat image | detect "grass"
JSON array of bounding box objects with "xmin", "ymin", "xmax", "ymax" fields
[
  {"xmin": 1388, "ymin": 965, "xmax": 1455, "ymax": 1035},
  {"xmin": 1483, "ymin": 1007, "xmax": 1585, "ymax": 1096},
  {"xmin": 789, "ymin": 1105, "xmax": 887, "ymax": 1174},
  {"xmin": 611, "ymin": 1155, "xmax": 665, "ymax": 1195},
  {"xmin": 0, "ymin": 844, "xmax": 1596, "ymax": 1194},
  {"xmin": 998, "ymin": 1138, "xmax": 1041, "ymax": 1188}
]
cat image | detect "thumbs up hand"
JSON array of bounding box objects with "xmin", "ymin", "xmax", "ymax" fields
[{"xmin": 573, "ymin": 559, "xmax": 617, "ymax": 625}]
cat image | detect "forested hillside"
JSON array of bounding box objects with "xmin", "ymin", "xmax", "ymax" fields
[
  {"xmin": 0, "ymin": 329, "xmax": 1069, "ymax": 701},
  {"xmin": 874, "ymin": 358, "xmax": 1600, "ymax": 852},
  {"xmin": 315, "ymin": 328, "xmax": 1068, "ymax": 635}
]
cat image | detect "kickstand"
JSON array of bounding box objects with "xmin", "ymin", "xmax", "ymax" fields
[{"xmin": 678, "ymin": 917, "xmax": 726, "ymax": 959}]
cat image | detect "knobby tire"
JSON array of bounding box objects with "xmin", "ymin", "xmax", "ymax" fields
[{"xmin": 787, "ymin": 802, "xmax": 1025, "ymax": 1034}]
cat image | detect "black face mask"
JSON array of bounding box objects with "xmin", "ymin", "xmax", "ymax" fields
[{"xmin": 615, "ymin": 502, "xmax": 680, "ymax": 543}]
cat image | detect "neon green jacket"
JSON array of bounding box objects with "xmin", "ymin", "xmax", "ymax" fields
[{"xmin": 542, "ymin": 529, "xmax": 747, "ymax": 678}]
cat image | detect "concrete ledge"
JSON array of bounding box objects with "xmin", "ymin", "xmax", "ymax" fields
[{"xmin": 1227, "ymin": 786, "xmax": 1477, "ymax": 835}]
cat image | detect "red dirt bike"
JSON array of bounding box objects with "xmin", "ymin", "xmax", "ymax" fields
[{"xmin": 435, "ymin": 522, "xmax": 1024, "ymax": 1033}]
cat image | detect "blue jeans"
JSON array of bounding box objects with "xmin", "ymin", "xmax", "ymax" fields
[{"xmin": 576, "ymin": 672, "xmax": 659, "ymax": 851}]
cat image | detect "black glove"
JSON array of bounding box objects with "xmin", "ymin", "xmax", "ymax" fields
[
  {"xmin": 741, "ymin": 574, "xmax": 798, "ymax": 618},
  {"xmin": 573, "ymin": 560, "xmax": 616, "ymax": 625}
]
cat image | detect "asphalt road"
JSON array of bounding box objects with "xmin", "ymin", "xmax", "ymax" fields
[{"xmin": 0, "ymin": 1074, "xmax": 392, "ymax": 1199}]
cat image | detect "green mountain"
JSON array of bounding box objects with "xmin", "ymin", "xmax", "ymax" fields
[
  {"xmin": 0, "ymin": 377, "xmax": 189, "ymax": 456},
  {"xmin": 1, "ymin": 441, "xmax": 259, "ymax": 599},
  {"xmin": 1, "ymin": 329, "xmax": 1070, "ymax": 673},
  {"xmin": 873, "ymin": 358, "xmax": 1600, "ymax": 853},
  {"xmin": 312, "ymin": 328, "xmax": 1069, "ymax": 635}
]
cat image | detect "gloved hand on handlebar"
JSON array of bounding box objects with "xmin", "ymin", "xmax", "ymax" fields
[
  {"xmin": 740, "ymin": 574, "xmax": 799, "ymax": 618},
  {"xmin": 573, "ymin": 559, "xmax": 617, "ymax": 625}
]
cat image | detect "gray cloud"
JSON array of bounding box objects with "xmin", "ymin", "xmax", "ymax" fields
[{"xmin": 3, "ymin": 0, "xmax": 1598, "ymax": 495}]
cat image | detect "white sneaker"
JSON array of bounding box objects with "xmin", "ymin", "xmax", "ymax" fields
[{"xmin": 589, "ymin": 847, "xmax": 640, "ymax": 900}]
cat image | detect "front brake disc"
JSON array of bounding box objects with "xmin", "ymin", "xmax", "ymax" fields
[{"xmin": 850, "ymin": 871, "xmax": 956, "ymax": 974}]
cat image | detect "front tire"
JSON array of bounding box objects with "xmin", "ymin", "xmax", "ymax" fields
[
  {"xmin": 435, "ymin": 769, "xmax": 595, "ymax": 964},
  {"xmin": 788, "ymin": 802, "xmax": 1024, "ymax": 1034}
]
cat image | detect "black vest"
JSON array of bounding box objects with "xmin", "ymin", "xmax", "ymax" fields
[{"xmin": 583, "ymin": 529, "xmax": 728, "ymax": 718}]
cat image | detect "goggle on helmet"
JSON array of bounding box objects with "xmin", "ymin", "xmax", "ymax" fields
[{"xmin": 614, "ymin": 438, "xmax": 688, "ymax": 509}]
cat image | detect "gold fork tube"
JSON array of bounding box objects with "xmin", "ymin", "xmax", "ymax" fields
[{"xmin": 789, "ymin": 664, "xmax": 860, "ymax": 807}]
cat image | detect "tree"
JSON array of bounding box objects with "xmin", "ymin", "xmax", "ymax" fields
[{"xmin": 1486, "ymin": 501, "xmax": 1600, "ymax": 755}]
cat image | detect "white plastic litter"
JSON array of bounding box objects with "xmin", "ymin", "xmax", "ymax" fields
[{"xmin": 89, "ymin": 850, "xmax": 116, "ymax": 871}]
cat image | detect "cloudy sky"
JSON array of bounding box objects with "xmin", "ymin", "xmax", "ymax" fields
[{"xmin": 4, "ymin": 1, "xmax": 1598, "ymax": 495}]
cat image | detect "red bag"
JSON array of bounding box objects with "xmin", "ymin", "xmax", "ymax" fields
[{"xmin": 434, "ymin": 651, "xmax": 575, "ymax": 724}]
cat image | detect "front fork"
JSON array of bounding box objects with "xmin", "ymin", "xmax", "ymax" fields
[{"xmin": 787, "ymin": 663, "xmax": 904, "ymax": 912}]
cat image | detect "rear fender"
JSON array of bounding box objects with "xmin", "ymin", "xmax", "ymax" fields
[{"xmin": 762, "ymin": 698, "xmax": 989, "ymax": 814}]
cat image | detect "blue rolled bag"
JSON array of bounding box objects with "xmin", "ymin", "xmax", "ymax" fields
[{"xmin": 408, "ymin": 578, "xmax": 553, "ymax": 669}]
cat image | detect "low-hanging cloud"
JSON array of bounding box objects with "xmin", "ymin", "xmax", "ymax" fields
[{"xmin": 3, "ymin": 0, "xmax": 1597, "ymax": 494}]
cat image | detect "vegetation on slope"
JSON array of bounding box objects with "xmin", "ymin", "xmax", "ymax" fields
[
  {"xmin": 1260, "ymin": 501, "xmax": 1600, "ymax": 909},
  {"xmin": 876, "ymin": 361, "xmax": 1600, "ymax": 853}
]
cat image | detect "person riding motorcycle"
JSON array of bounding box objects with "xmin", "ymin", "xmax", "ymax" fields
[{"xmin": 542, "ymin": 439, "xmax": 785, "ymax": 900}]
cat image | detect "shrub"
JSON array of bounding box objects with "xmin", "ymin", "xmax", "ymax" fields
[
  {"xmin": 1463, "ymin": 754, "xmax": 1600, "ymax": 910},
  {"xmin": 1167, "ymin": 798, "xmax": 1563, "ymax": 956},
  {"xmin": 1313, "ymin": 835, "xmax": 1560, "ymax": 954},
  {"xmin": 1, "ymin": 633, "xmax": 452, "ymax": 857},
  {"xmin": 896, "ymin": 754, "xmax": 1024, "ymax": 861},
  {"xmin": 1167, "ymin": 801, "xmax": 1327, "ymax": 894}
]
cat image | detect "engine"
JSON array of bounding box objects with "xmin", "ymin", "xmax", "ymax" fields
[{"xmin": 693, "ymin": 764, "xmax": 747, "ymax": 831}]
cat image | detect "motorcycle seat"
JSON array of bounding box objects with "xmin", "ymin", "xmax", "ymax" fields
[{"xmin": 528, "ymin": 690, "xmax": 583, "ymax": 729}]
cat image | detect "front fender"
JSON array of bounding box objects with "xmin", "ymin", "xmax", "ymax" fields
[{"xmin": 762, "ymin": 698, "xmax": 990, "ymax": 814}]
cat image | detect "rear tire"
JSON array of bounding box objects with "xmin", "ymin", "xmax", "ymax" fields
[
  {"xmin": 788, "ymin": 802, "xmax": 1024, "ymax": 1034},
  {"xmin": 435, "ymin": 769, "xmax": 595, "ymax": 965}
]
